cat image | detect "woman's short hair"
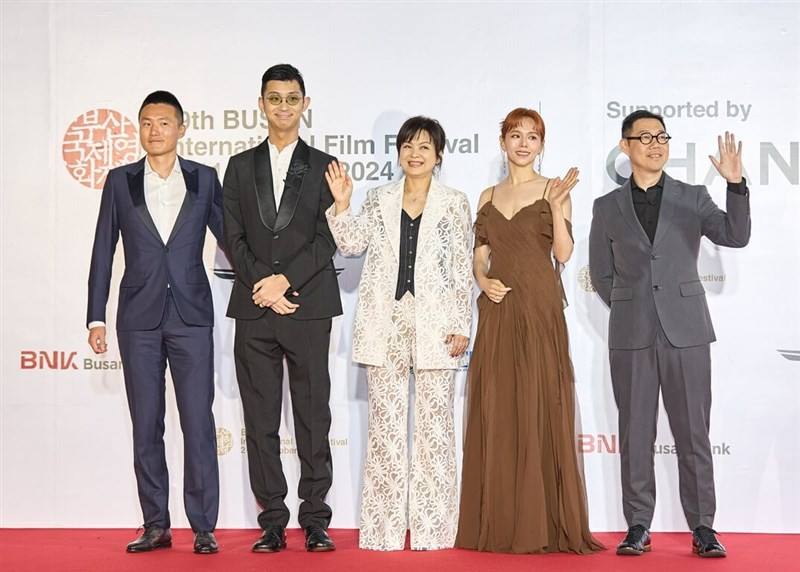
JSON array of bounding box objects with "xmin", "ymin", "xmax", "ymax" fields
[
  {"xmin": 500, "ymin": 107, "xmax": 546, "ymax": 142},
  {"xmin": 395, "ymin": 116, "xmax": 446, "ymax": 166}
]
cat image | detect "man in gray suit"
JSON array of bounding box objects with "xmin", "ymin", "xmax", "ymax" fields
[{"xmin": 589, "ymin": 110, "xmax": 750, "ymax": 558}]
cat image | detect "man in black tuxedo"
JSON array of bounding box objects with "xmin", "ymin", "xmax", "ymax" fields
[
  {"xmin": 87, "ymin": 91, "xmax": 222, "ymax": 554},
  {"xmin": 223, "ymin": 64, "xmax": 342, "ymax": 553}
]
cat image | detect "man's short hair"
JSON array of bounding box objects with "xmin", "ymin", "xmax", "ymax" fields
[
  {"xmin": 621, "ymin": 110, "xmax": 666, "ymax": 137},
  {"xmin": 139, "ymin": 91, "xmax": 184, "ymax": 124},
  {"xmin": 261, "ymin": 64, "xmax": 306, "ymax": 96},
  {"xmin": 395, "ymin": 116, "xmax": 447, "ymax": 167}
]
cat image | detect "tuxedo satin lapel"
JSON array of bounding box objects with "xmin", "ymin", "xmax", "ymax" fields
[
  {"xmin": 614, "ymin": 180, "xmax": 651, "ymax": 245},
  {"xmin": 253, "ymin": 140, "xmax": 277, "ymax": 230},
  {"xmin": 274, "ymin": 138, "xmax": 311, "ymax": 232},
  {"xmin": 652, "ymin": 174, "xmax": 677, "ymax": 248},
  {"xmin": 419, "ymin": 179, "xmax": 446, "ymax": 252},
  {"xmin": 166, "ymin": 160, "xmax": 198, "ymax": 245},
  {"xmin": 379, "ymin": 180, "xmax": 403, "ymax": 263},
  {"xmin": 127, "ymin": 160, "xmax": 162, "ymax": 244}
]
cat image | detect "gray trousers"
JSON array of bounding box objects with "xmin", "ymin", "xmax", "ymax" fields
[{"xmin": 610, "ymin": 325, "xmax": 715, "ymax": 530}]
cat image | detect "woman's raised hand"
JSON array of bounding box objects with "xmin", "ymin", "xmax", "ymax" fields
[
  {"xmin": 325, "ymin": 161, "xmax": 354, "ymax": 211},
  {"xmin": 548, "ymin": 167, "xmax": 579, "ymax": 208}
]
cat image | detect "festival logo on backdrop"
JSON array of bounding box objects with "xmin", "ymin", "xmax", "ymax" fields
[{"xmin": 62, "ymin": 109, "xmax": 139, "ymax": 189}]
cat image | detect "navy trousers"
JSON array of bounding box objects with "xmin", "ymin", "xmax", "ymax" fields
[{"xmin": 118, "ymin": 291, "xmax": 219, "ymax": 532}]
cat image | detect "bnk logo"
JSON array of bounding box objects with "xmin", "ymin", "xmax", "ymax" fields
[{"xmin": 20, "ymin": 350, "xmax": 79, "ymax": 370}]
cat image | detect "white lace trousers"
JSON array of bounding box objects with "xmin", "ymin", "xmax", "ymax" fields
[{"xmin": 359, "ymin": 293, "xmax": 458, "ymax": 551}]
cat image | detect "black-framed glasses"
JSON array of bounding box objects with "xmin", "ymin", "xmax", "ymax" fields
[
  {"xmin": 625, "ymin": 132, "xmax": 671, "ymax": 145},
  {"xmin": 264, "ymin": 93, "xmax": 303, "ymax": 106}
]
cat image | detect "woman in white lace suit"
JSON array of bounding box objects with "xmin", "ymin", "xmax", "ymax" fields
[{"xmin": 324, "ymin": 117, "xmax": 473, "ymax": 551}]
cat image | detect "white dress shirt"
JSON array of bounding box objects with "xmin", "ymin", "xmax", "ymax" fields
[
  {"xmin": 144, "ymin": 157, "xmax": 186, "ymax": 244},
  {"xmin": 269, "ymin": 139, "xmax": 298, "ymax": 207},
  {"xmin": 88, "ymin": 157, "xmax": 186, "ymax": 330}
]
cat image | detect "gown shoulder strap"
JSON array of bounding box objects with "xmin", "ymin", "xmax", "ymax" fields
[{"xmin": 542, "ymin": 178, "xmax": 552, "ymax": 201}]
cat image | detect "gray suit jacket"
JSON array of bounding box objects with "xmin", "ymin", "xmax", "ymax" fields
[{"xmin": 589, "ymin": 173, "xmax": 750, "ymax": 349}]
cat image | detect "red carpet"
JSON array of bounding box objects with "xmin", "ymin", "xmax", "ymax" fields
[{"xmin": 0, "ymin": 529, "xmax": 796, "ymax": 572}]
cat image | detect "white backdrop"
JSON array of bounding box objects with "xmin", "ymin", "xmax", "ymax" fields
[{"xmin": 1, "ymin": 1, "xmax": 798, "ymax": 533}]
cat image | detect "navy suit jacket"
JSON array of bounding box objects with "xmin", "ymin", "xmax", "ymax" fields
[{"xmin": 87, "ymin": 156, "xmax": 224, "ymax": 331}]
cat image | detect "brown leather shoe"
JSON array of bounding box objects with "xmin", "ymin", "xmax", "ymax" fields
[
  {"xmin": 252, "ymin": 526, "xmax": 286, "ymax": 553},
  {"xmin": 126, "ymin": 526, "xmax": 172, "ymax": 553},
  {"xmin": 692, "ymin": 526, "xmax": 727, "ymax": 558},
  {"xmin": 616, "ymin": 525, "xmax": 651, "ymax": 555}
]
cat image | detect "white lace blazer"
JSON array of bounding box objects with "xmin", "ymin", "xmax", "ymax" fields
[{"xmin": 326, "ymin": 178, "xmax": 473, "ymax": 370}]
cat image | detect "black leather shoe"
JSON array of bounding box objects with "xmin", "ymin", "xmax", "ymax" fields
[
  {"xmin": 305, "ymin": 526, "xmax": 335, "ymax": 552},
  {"xmin": 126, "ymin": 526, "xmax": 172, "ymax": 553},
  {"xmin": 616, "ymin": 525, "xmax": 651, "ymax": 555},
  {"xmin": 193, "ymin": 531, "xmax": 219, "ymax": 554},
  {"xmin": 252, "ymin": 526, "xmax": 286, "ymax": 553},
  {"xmin": 692, "ymin": 526, "xmax": 727, "ymax": 558}
]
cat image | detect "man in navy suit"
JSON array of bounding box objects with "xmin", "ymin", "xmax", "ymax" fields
[{"xmin": 87, "ymin": 91, "xmax": 223, "ymax": 554}]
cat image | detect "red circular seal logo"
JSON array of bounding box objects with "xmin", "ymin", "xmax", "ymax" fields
[{"xmin": 62, "ymin": 109, "xmax": 139, "ymax": 189}]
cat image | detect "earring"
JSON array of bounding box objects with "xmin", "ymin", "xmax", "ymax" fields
[
  {"xmin": 502, "ymin": 153, "xmax": 507, "ymax": 177},
  {"xmin": 537, "ymin": 149, "xmax": 544, "ymax": 173}
]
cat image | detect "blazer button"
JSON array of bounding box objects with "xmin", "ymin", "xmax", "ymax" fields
[
  {"xmin": 273, "ymin": 234, "xmax": 279, "ymax": 240},
  {"xmin": 651, "ymin": 254, "xmax": 658, "ymax": 260},
  {"xmin": 274, "ymin": 261, "xmax": 281, "ymax": 266},
  {"xmin": 652, "ymin": 285, "xmax": 661, "ymax": 290}
]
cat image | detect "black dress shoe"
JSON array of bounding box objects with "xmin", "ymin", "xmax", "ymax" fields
[
  {"xmin": 692, "ymin": 526, "xmax": 727, "ymax": 558},
  {"xmin": 616, "ymin": 525, "xmax": 651, "ymax": 555},
  {"xmin": 252, "ymin": 526, "xmax": 286, "ymax": 553},
  {"xmin": 193, "ymin": 531, "xmax": 219, "ymax": 554},
  {"xmin": 126, "ymin": 526, "xmax": 172, "ymax": 553},
  {"xmin": 305, "ymin": 526, "xmax": 335, "ymax": 552}
]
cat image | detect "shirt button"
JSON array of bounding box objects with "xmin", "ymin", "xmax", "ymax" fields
[
  {"xmin": 408, "ymin": 265, "xmax": 412, "ymax": 268},
  {"xmin": 651, "ymin": 254, "xmax": 658, "ymax": 260},
  {"xmin": 407, "ymin": 279, "xmax": 411, "ymax": 283},
  {"xmin": 409, "ymin": 250, "xmax": 414, "ymax": 254},
  {"xmin": 653, "ymin": 285, "xmax": 660, "ymax": 290},
  {"xmin": 410, "ymin": 223, "xmax": 414, "ymax": 227}
]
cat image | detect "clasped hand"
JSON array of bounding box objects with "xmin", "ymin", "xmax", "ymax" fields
[{"xmin": 252, "ymin": 274, "xmax": 299, "ymax": 315}]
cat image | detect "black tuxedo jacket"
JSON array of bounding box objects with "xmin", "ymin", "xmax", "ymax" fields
[{"xmin": 223, "ymin": 138, "xmax": 342, "ymax": 320}]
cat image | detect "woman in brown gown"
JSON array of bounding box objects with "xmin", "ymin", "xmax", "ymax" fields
[{"xmin": 456, "ymin": 108, "xmax": 604, "ymax": 554}]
